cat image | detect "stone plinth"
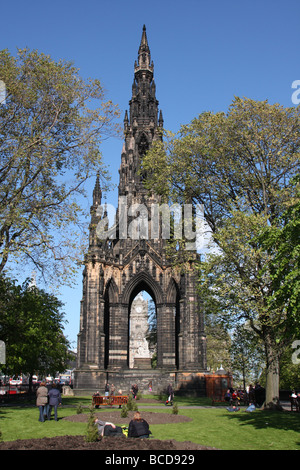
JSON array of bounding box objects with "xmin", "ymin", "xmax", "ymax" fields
[{"xmin": 134, "ymin": 358, "xmax": 152, "ymax": 369}]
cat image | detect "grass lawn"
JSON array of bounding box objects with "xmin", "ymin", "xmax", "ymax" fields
[
  {"xmin": 146, "ymin": 408, "xmax": 300, "ymax": 450},
  {"xmin": 1, "ymin": 396, "xmax": 300, "ymax": 450}
]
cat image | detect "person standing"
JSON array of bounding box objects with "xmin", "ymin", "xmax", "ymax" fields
[
  {"xmin": 166, "ymin": 383, "xmax": 174, "ymax": 405},
  {"xmin": 47, "ymin": 383, "xmax": 62, "ymax": 421},
  {"xmin": 36, "ymin": 381, "xmax": 49, "ymax": 422},
  {"xmin": 132, "ymin": 383, "xmax": 138, "ymax": 399}
]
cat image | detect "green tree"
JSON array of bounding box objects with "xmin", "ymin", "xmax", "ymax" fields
[
  {"xmin": 205, "ymin": 315, "xmax": 231, "ymax": 372},
  {"xmin": 0, "ymin": 48, "xmax": 120, "ymax": 285},
  {"xmin": 230, "ymin": 324, "xmax": 265, "ymax": 390},
  {"xmin": 258, "ymin": 180, "xmax": 300, "ymax": 326},
  {"xmin": 278, "ymin": 343, "xmax": 300, "ymax": 390},
  {"xmin": 143, "ymin": 97, "xmax": 300, "ymax": 408},
  {"xmin": 0, "ymin": 276, "xmax": 71, "ymax": 386}
]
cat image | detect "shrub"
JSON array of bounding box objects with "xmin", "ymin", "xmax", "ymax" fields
[
  {"xmin": 85, "ymin": 406, "xmax": 99, "ymax": 442},
  {"xmin": 120, "ymin": 405, "xmax": 128, "ymax": 418},
  {"xmin": 76, "ymin": 403, "xmax": 83, "ymax": 414},
  {"xmin": 172, "ymin": 403, "xmax": 179, "ymax": 415},
  {"xmin": 127, "ymin": 395, "xmax": 138, "ymax": 411}
]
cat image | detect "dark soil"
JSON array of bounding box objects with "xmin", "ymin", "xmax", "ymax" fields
[
  {"xmin": 0, "ymin": 435, "xmax": 215, "ymax": 450},
  {"xmin": 0, "ymin": 409, "xmax": 216, "ymax": 450}
]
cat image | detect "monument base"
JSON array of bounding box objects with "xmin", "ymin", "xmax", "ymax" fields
[
  {"xmin": 73, "ymin": 367, "xmax": 209, "ymax": 397},
  {"xmin": 134, "ymin": 357, "xmax": 152, "ymax": 369}
]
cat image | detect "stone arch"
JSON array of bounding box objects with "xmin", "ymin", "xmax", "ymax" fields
[
  {"xmin": 119, "ymin": 271, "xmax": 179, "ymax": 370},
  {"xmin": 166, "ymin": 277, "xmax": 181, "ymax": 368},
  {"xmin": 128, "ymin": 290, "xmax": 154, "ymax": 369},
  {"xmin": 103, "ymin": 277, "xmax": 119, "ymax": 369},
  {"xmin": 121, "ymin": 271, "xmax": 163, "ymax": 369},
  {"xmin": 137, "ymin": 132, "xmax": 149, "ymax": 156},
  {"xmin": 166, "ymin": 277, "xmax": 180, "ymax": 304},
  {"xmin": 104, "ymin": 277, "xmax": 119, "ymax": 304},
  {"xmin": 121, "ymin": 270, "xmax": 164, "ymax": 306}
]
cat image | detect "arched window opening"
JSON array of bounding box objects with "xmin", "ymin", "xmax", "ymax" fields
[
  {"xmin": 138, "ymin": 134, "xmax": 149, "ymax": 156},
  {"xmin": 128, "ymin": 290, "xmax": 157, "ymax": 369}
]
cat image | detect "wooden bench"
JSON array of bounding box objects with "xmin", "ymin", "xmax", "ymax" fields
[{"xmin": 92, "ymin": 395, "xmax": 128, "ymax": 408}]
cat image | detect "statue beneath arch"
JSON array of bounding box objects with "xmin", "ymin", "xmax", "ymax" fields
[
  {"xmin": 74, "ymin": 26, "xmax": 207, "ymax": 394},
  {"xmin": 129, "ymin": 292, "xmax": 153, "ymax": 369}
]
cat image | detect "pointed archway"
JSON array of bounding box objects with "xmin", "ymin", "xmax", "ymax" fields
[
  {"xmin": 119, "ymin": 271, "xmax": 179, "ymax": 370},
  {"xmin": 128, "ymin": 291, "xmax": 156, "ymax": 369}
]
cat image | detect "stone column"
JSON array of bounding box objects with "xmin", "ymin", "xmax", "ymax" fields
[
  {"xmin": 156, "ymin": 303, "xmax": 176, "ymax": 369},
  {"xmin": 108, "ymin": 303, "xmax": 128, "ymax": 369}
]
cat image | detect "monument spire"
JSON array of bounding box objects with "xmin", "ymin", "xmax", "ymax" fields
[
  {"xmin": 92, "ymin": 172, "xmax": 102, "ymax": 207},
  {"xmin": 129, "ymin": 25, "xmax": 158, "ymax": 129},
  {"xmin": 118, "ymin": 25, "xmax": 163, "ymax": 201},
  {"xmin": 136, "ymin": 24, "xmax": 152, "ymax": 71}
]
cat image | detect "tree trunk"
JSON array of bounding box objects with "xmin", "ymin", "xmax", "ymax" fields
[{"xmin": 264, "ymin": 339, "xmax": 282, "ymax": 410}]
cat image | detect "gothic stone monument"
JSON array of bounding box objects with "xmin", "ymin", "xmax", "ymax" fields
[{"xmin": 74, "ymin": 26, "xmax": 207, "ymax": 395}]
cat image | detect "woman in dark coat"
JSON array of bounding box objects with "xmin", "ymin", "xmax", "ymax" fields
[
  {"xmin": 47, "ymin": 383, "xmax": 62, "ymax": 421},
  {"xmin": 128, "ymin": 411, "xmax": 151, "ymax": 438}
]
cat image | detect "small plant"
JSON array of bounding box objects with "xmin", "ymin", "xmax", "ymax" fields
[
  {"xmin": 172, "ymin": 402, "xmax": 179, "ymax": 415},
  {"xmin": 132, "ymin": 400, "xmax": 138, "ymax": 411},
  {"xmin": 76, "ymin": 403, "xmax": 83, "ymax": 414},
  {"xmin": 120, "ymin": 405, "xmax": 128, "ymax": 418},
  {"xmin": 127, "ymin": 395, "xmax": 133, "ymax": 410},
  {"xmin": 85, "ymin": 406, "xmax": 99, "ymax": 442},
  {"xmin": 127, "ymin": 394, "xmax": 139, "ymax": 411}
]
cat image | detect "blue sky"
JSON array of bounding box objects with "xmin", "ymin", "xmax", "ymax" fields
[{"xmin": 1, "ymin": 0, "xmax": 299, "ymax": 347}]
